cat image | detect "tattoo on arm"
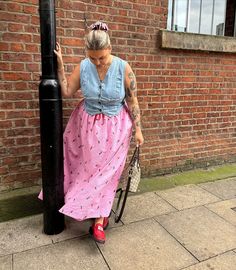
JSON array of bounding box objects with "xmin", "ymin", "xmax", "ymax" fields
[
  {"xmin": 126, "ymin": 70, "xmax": 141, "ymax": 129},
  {"xmin": 130, "ymin": 80, "xmax": 136, "ymax": 92},
  {"xmin": 127, "ymin": 72, "xmax": 137, "ymax": 97},
  {"xmin": 131, "ymin": 106, "xmax": 140, "ymax": 120},
  {"xmin": 125, "ymin": 87, "xmax": 132, "ymax": 98},
  {"xmin": 131, "ymin": 105, "xmax": 141, "ymax": 128},
  {"xmin": 128, "ymin": 72, "xmax": 135, "ymax": 79}
]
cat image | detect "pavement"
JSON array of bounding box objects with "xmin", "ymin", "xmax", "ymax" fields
[{"xmin": 0, "ymin": 177, "xmax": 236, "ymax": 270}]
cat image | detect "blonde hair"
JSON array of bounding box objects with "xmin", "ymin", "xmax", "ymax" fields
[
  {"xmin": 85, "ymin": 21, "xmax": 110, "ymax": 50},
  {"xmin": 85, "ymin": 30, "xmax": 111, "ymax": 50}
]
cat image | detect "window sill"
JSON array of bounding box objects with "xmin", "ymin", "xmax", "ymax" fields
[{"xmin": 160, "ymin": 29, "xmax": 236, "ymax": 53}]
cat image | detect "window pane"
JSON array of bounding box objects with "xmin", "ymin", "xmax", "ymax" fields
[
  {"xmin": 174, "ymin": 0, "xmax": 188, "ymax": 32},
  {"xmin": 167, "ymin": 0, "xmax": 229, "ymax": 36},
  {"xmin": 213, "ymin": 0, "xmax": 226, "ymax": 35},
  {"xmin": 188, "ymin": 0, "xmax": 201, "ymax": 33},
  {"xmin": 200, "ymin": 0, "xmax": 213, "ymax": 34},
  {"xmin": 167, "ymin": 0, "xmax": 173, "ymax": 30}
]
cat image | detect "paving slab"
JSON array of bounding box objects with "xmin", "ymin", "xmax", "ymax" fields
[
  {"xmin": 13, "ymin": 237, "xmax": 108, "ymax": 270},
  {"xmin": 99, "ymin": 218, "xmax": 197, "ymax": 270},
  {"xmin": 0, "ymin": 214, "xmax": 94, "ymax": 256},
  {"xmin": 156, "ymin": 184, "xmax": 220, "ymax": 210},
  {"xmin": 183, "ymin": 251, "xmax": 236, "ymax": 270},
  {"xmin": 199, "ymin": 178, "xmax": 236, "ymax": 200},
  {"xmin": 0, "ymin": 215, "xmax": 52, "ymax": 256},
  {"xmin": 205, "ymin": 198, "xmax": 236, "ymax": 226},
  {"xmin": 156, "ymin": 206, "xmax": 236, "ymax": 261},
  {"xmin": 0, "ymin": 255, "xmax": 12, "ymax": 270},
  {"xmin": 113, "ymin": 192, "xmax": 176, "ymax": 224}
]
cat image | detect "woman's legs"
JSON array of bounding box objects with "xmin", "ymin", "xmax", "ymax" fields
[
  {"xmin": 95, "ymin": 217, "xmax": 103, "ymax": 225},
  {"xmin": 94, "ymin": 216, "xmax": 109, "ymax": 229}
]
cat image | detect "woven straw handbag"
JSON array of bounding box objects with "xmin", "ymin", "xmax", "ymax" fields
[{"xmin": 121, "ymin": 146, "xmax": 141, "ymax": 193}]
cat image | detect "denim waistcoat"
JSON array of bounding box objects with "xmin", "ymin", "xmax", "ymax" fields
[{"xmin": 80, "ymin": 56, "xmax": 127, "ymax": 116}]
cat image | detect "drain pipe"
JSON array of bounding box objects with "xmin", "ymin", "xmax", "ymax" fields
[{"xmin": 38, "ymin": 0, "xmax": 65, "ymax": 235}]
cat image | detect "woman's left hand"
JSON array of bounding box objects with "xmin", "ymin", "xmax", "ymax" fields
[
  {"xmin": 54, "ymin": 42, "xmax": 64, "ymax": 70},
  {"xmin": 135, "ymin": 130, "xmax": 144, "ymax": 146}
]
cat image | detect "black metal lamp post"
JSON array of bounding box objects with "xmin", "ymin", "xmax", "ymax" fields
[{"xmin": 38, "ymin": 0, "xmax": 65, "ymax": 235}]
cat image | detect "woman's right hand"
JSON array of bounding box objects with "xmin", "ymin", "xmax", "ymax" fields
[{"xmin": 54, "ymin": 42, "xmax": 64, "ymax": 70}]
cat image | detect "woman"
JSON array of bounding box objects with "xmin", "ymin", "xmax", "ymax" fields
[{"xmin": 54, "ymin": 21, "xmax": 144, "ymax": 244}]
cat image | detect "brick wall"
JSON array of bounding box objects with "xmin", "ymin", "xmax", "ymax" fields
[{"xmin": 1, "ymin": 0, "xmax": 236, "ymax": 192}]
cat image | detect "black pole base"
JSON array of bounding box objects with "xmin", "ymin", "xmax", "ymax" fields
[
  {"xmin": 39, "ymin": 79, "xmax": 65, "ymax": 235},
  {"xmin": 42, "ymin": 184, "xmax": 65, "ymax": 235}
]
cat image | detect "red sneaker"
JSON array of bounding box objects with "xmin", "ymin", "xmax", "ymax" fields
[
  {"xmin": 103, "ymin": 217, "xmax": 109, "ymax": 230},
  {"xmin": 92, "ymin": 223, "xmax": 106, "ymax": 244}
]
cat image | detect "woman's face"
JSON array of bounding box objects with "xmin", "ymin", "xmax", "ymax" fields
[{"xmin": 87, "ymin": 48, "xmax": 111, "ymax": 67}]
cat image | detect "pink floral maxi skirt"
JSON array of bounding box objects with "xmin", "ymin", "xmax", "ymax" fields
[{"xmin": 40, "ymin": 101, "xmax": 133, "ymax": 221}]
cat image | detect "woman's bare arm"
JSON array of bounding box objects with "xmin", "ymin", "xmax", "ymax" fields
[
  {"xmin": 54, "ymin": 42, "xmax": 80, "ymax": 98},
  {"xmin": 124, "ymin": 63, "xmax": 144, "ymax": 145}
]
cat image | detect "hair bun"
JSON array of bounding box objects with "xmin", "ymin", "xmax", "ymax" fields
[{"xmin": 90, "ymin": 21, "xmax": 109, "ymax": 32}]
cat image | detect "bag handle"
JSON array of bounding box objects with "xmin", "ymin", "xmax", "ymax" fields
[{"xmin": 129, "ymin": 146, "xmax": 140, "ymax": 167}]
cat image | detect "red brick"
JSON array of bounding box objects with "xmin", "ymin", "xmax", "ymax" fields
[
  {"xmin": 2, "ymin": 32, "xmax": 32, "ymax": 42},
  {"xmin": 25, "ymin": 44, "xmax": 39, "ymax": 53},
  {"xmin": 23, "ymin": 5, "xmax": 37, "ymax": 14},
  {"xmin": 0, "ymin": 42, "xmax": 9, "ymax": 51},
  {"xmin": 11, "ymin": 63, "xmax": 25, "ymax": 71},
  {"xmin": 2, "ymin": 53, "xmax": 32, "ymax": 62},
  {"xmin": 8, "ymin": 23, "xmax": 24, "ymax": 32},
  {"xmin": 3, "ymin": 72, "xmax": 31, "ymax": 81},
  {"xmin": 0, "ymin": 62, "xmax": 10, "ymax": 71},
  {"xmin": 31, "ymin": 15, "xmax": 39, "ymax": 25},
  {"xmin": 0, "ymin": 12, "xmax": 30, "ymax": 23},
  {"xmin": 7, "ymin": 3, "xmax": 22, "ymax": 12},
  {"xmin": 10, "ymin": 43, "xmax": 24, "ymax": 52}
]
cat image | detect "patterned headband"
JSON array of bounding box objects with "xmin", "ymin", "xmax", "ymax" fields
[{"xmin": 90, "ymin": 21, "xmax": 109, "ymax": 32}]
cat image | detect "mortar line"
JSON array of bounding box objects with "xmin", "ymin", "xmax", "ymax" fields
[
  {"xmin": 96, "ymin": 242, "xmax": 111, "ymax": 270},
  {"xmin": 180, "ymin": 249, "xmax": 236, "ymax": 269},
  {"xmin": 196, "ymin": 184, "xmax": 224, "ymax": 200},
  {"xmin": 196, "ymin": 177, "xmax": 236, "ymax": 200},
  {"xmin": 154, "ymin": 190, "xmax": 179, "ymax": 211},
  {"xmin": 153, "ymin": 217, "xmax": 200, "ymax": 263},
  {"xmin": 202, "ymin": 204, "xmax": 236, "ymax": 227}
]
